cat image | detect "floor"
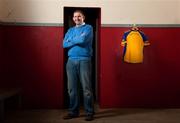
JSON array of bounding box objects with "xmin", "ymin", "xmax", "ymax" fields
[{"xmin": 3, "ymin": 106, "xmax": 180, "ymax": 123}]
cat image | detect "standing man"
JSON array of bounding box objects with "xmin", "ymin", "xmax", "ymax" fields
[{"xmin": 63, "ymin": 10, "xmax": 94, "ymax": 121}]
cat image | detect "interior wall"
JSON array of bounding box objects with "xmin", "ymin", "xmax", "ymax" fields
[
  {"xmin": 2, "ymin": 26, "xmax": 64, "ymax": 108},
  {"xmin": 1, "ymin": 0, "xmax": 180, "ymax": 108},
  {"xmin": 0, "ymin": 26, "xmax": 3, "ymax": 85},
  {"xmin": 1, "ymin": 25, "xmax": 180, "ymax": 108},
  {"xmin": 178, "ymin": 0, "xmax": 180, "ymax": 22},
  {"xmin": 100, "ymin": 27, "xmax": 180, "ymax": 108},
  {"xmin": 0, "ymin": 0, "xmax": 179, "ymax": 24}
]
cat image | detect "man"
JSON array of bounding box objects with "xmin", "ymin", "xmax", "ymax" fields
[
  {"xmin": 121, "ymin": 25, "xmax": 150, "ymax": 63},
  {"xmin": 63, "ymin": 10, "xmax": 94, "ymax": 121}
]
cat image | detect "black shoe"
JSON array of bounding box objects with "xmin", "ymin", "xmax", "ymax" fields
[
  {"xmin": 63, "ymin": 113, "xmax": 79, "ymax": 120},
  {"xmin": 85, "ymin": 114, "xmax": 94, "ymax": 121}
]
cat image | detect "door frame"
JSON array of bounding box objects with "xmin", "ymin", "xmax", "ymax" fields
[{"xmin": 63, "ymin": 7, "xmax": 101, "ymax": 107}]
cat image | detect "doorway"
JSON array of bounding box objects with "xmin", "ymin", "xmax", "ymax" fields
[{"xmin": 63, "ymin": 7, "xmax": 101, "ymax": 107}]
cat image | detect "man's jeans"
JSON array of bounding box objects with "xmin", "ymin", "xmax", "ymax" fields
[{"xmin": 66, "ymin": 58, "xmax": 94, "ymax": 115}]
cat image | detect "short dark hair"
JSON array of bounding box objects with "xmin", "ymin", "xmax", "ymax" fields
[{"xmin": 73, "ymin": 9, "xmax": 85, "ymax": 17}]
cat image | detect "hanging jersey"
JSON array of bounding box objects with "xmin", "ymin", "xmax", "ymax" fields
[{"xmin": 121, "ymin": 30, "xmax": 150, "ymax": 63}]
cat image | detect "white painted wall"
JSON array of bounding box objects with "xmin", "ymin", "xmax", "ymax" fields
[
  {"xmin": 0, "ymin": 0, "xmax": 179, "ymax": 24},
  {"xmin": 178, "ymin": 0, "xmax": 180, "ymax": 23},
  {"xmin": 0, "ymin": 0, "xmax": 4, "ymax": 21}
]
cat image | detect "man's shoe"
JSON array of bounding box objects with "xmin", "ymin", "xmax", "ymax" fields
[
  {"xmin": 85, "ymin": 114, "xmax": 94, "ymax": 121},
  {"xmin": 63, "ymin": 113, "xmax": 79, "ymax": 120}
]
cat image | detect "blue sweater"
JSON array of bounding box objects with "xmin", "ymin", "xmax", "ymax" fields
[{"xmin": 63, "ymin": 24, "xmax": 93, "ymax": 60}]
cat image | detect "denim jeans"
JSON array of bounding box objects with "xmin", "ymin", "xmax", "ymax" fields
[{"xmin": 66, "ymin": 58, "xmax": 94, "ymax": 115}]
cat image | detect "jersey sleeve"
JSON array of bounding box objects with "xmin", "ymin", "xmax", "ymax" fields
[
  {"xmin": 139, "ymin": 31, "xmax": 150, "ymax": 46},
  {"xmin": 121, "ymin": 31, "xmax": 130, "ymax": 46}
]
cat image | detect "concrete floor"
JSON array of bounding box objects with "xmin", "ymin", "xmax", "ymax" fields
[{"xmin": 3, "ymin": 106, "xmax": 180, "ymax": 123}]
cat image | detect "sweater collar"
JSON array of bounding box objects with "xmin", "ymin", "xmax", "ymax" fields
[{"xmin": 76, "ymin": 22, "xmax": 85, "ymax": 27}]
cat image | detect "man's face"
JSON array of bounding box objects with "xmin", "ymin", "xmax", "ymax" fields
[{"xmin": 73, "ymin": 12, "xmax": 85, "ymax": 25}]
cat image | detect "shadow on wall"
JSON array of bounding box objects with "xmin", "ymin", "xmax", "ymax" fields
[
  {"xmin": 0, "ymin": 0, "xmax": 32, "ymax": 87},
  {"xmin": 1, "ymin": 1, "xmax": 64, "ymax": 108}
]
